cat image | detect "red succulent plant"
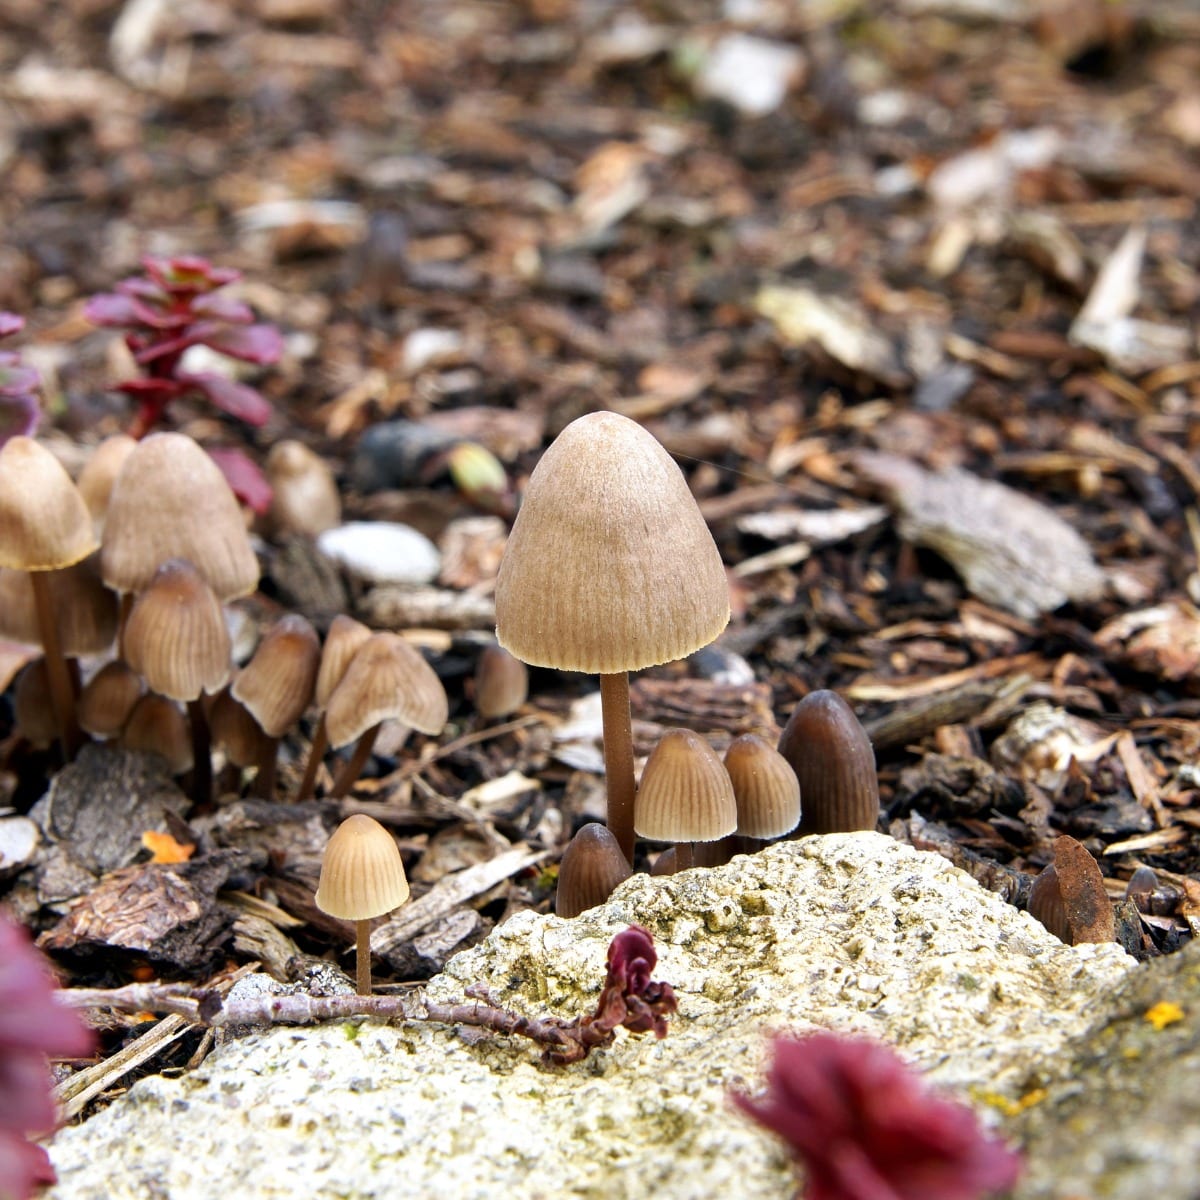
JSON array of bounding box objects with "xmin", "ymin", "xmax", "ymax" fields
[
  {"xmin": 733, "ymin": 1032, "xmax": 1022, "ymax": 1200},
  {"xmin": 0, "ymin": 314, "xmax": 41, "ymax": 449},
  {"xmin": 85, "ymin": 255, "xmax": 283, "ymax": 511},
  {"xmin": 0, "ymin": 915, "xmax": 94, "ymax": 1200}
]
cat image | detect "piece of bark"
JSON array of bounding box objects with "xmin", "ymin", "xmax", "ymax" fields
[
  {"xmin": 854, "ymin": 452, "xmax": 1106, "ymax": 619},
  {"xmin": 39, "ymin": 851, "xmax": 247, "ymax": 971},
  {"xmin": 31, "ymin": 744, "xmax": 190, "ymax": 876},
  {"xmin": 371, "ymin": 844, "xmax": 547, "ymax": 959}
]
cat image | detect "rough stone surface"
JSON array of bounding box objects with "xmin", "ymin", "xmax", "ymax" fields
[
  {"xmin": 1012, "ymin": 937, "xmax": 1200, "ymax": 1200},
  {"xmin": 48, "ymin": 834, "xmax": 1135, "ymax": 1199}
]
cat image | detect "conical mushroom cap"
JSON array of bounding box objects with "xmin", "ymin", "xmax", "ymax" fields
[
  {"xmin": 231, "ymin": 613, "xmax": 320, "ymax": 738},
  {"xmin": 495, "ymin": 412, "xmax": 729, "ymax": 674},
  {"xmin": 100, "ymin": 432, "xmax": 260, "ymax": 600},
  {"xmin": 77, "ymin": 434, "xmax": 137, "ymax": 535},
  {"xmin": 315, "ymin": 813, "xmax": 410, "ymax": 920},
  {"xmin": 123, "ymin": 558, "xmax": 232, "ymax": 701},
  {"xmin": 724, "ymin": 733, "xmax": 801, "ymax": 839},
  {"xmin": 324, "ymin": 632, "xmax": 448, "ymax": 746},
  {"xmin": 315, "ymin": 614, "xmax": 373, "ymax": 709},
  {"xmin": 0, "ymin": 437, "xmax": 99, "ymax": 571},
  {"xmin": 634, "ymin": 727, "xmax": 737, "ymax": 844},
  {"xmin": 77, "ymin": 660, "xmax": 144, "ymax": 738}
]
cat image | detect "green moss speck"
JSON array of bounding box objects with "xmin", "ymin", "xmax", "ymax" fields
[{"xmin": 344, "ymin": 1022, "xmax": 361, "ymax": 1041}]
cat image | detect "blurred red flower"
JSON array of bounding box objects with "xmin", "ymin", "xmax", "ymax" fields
[
  {"xmin": 0, "ymin": 916, "xmax": 94, "ymax": 1200},
  {"xmin": 733, "ymin": 1032, "xmax": 1021, "ymax": 1200}
]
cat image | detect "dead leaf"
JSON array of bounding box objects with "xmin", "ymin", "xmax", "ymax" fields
[{"xmin": 141, "ymin": 830, "xmax": 195, "ymax": 864}]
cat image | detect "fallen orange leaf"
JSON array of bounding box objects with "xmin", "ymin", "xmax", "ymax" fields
[{"xmin": 141, "ymin": 830, "xmax": 196, "ymax": 864}]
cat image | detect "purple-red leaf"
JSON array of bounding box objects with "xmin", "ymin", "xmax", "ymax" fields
[
  {"xmin": 0, "ymin": 1132, "xmax": 56, "ymax": 1200},
  {"xmin": 199, "ymin": 322, "xmax": 284, "ymax": 365},
  {"xmin": 84, "ymin": 292, "xmax": 142, "ymax": 327},
  {"xmin": 182, "ymin": 372, "xmax": 272, "ymax": 426},
  {"xmin": 205, "ymin": 446, "xmax": 274, "ymax": 514},
  {"xmin": 191, "ymin": 293, "xmax": 255, "ymax": 324},
  {"xmin": 0, "ymin": 313, "xmax": 24, "ymax": 338}
]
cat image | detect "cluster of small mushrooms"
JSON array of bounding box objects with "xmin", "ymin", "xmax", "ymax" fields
[{"xmin": 0, "ymin": 432, "xmax": 450, "ymax": 814}]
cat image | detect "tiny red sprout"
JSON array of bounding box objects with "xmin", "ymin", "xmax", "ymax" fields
[
  {"xmin": 0, "ymin": 915, "xmax": 95, "ymax": 1200},
  {"xmin": 0, "ymin": 315, "xmax": 41, "ymax": 448},
  {"xmin": 585, "ymin": 924, "xmax": 677, "ymax": 1042},
  {"xmin": 733, "ymin": 1033, "xmax": 1021, "ymax": 1200},
  {"xmin": 85, "ymin": 255, "xmax": 283, "ymax": 502}
]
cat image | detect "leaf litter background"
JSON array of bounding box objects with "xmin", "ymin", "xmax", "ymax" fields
[{"xmin": 1, "ymin": 0, "xmax": 1200, "ymax": 1115}]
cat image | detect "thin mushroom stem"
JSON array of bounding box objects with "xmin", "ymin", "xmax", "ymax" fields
[
  {"xmin": 186, "ymin": 698, "xmax": 214, "ymax": 808},
  {"xmin": 254, "ymin": 736, "xmax": 279, "ymax": 799},
  {"xmin": 599, "ymin": 672, "xmax": 636, "ymax": 865},
  {"xmin": 673, "ymin": 842, "xmax": 694, "ymax": 871},
  {"xmin": 330, "ymin": 723, "xmax": 381, "ymax": 799},
  {"xmin": 296, "ymin": 712, "xmax": 330, "ymax": 800},
  {"xmin": 355, "ymin": 918, "xmax": 372, "ymax": 995},
  {"xmin": 30, "ymin": 571, "xmax": 80, "ymax": 759}
]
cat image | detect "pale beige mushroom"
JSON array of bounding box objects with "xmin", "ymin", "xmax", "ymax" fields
[
  {"xmin": 315, "ymin": 813, "xmax": 410, "ymax": 995},
  {"xmin": 495, "ymin": 411, "xmax": 729, "ymax": 864}
]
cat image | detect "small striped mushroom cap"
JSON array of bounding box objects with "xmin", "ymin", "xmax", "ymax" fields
[
  {"xmin": 77, "ymin": 660, "xmax": 144, "ymax": 739},
  {"xmin": 231, "ymin": 613, "xmax": 320, "ymax": 738},
  {"xmin": 315, "ymin": 814, "xmax": 409, "ymax": 921},
  {"xmin": 724, "ymin": 734, "xmax": 801, "ymax": 839},
  {"xmin": 494, "ymin": 411, "xmax": 729, "ymax": 674},
  {"xmin": 124, "ymin": 559, "xmax": 232, "ymax": 702},
  {"xmin": 324, "ymin": 632, "xmax": 448, "ymax": 747},
  {"xmin": 634, "ymin": 727, "xmax": 737, "ymax": 844}
]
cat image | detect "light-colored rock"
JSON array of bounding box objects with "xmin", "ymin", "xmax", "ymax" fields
[
  {"xmin": 692, "ymin": 33, "xmax": 805, "ymax": 117},
  {"xmin": 316, "ymin": 521, "xmax": 440, "ymax": 586},
  {"xmin": 48, "ymin": 835, "xmax": 1135, "ymax": 1200}
]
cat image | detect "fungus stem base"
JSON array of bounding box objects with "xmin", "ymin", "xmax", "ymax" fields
[
  {"xmin": 296, "ymin": 713, "xmax": 329, "ymax": 800},
  {"xmin": 331, "ymin": 723, "xmax": 380, "ymax": 799},
  {"xmin": 355, "ymin": 920, "xmax": 372, "ymax": 996},
  {"xmin": 600, "ymin": 672, "xmax": 636, "ymax": 865}
]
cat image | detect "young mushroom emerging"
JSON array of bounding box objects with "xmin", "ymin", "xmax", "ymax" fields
[
  {"xmin": 633, "ymin": 728, "xmax": 737, "ymax": 871},
  {"xmin": 725, "ymin": 733, "xmax": 802, "ymax": 841},
  {"xmin": 495, "ymin": 412, "xmax": 729, "ymax": 865},
  {"xmin": 473, "ymin": 644, "xmax": 529, "ymax": 721},
  {"xmin": 778, "ymin": 690, "xmax": 880, "ymax": 835},
  {"xmin": 315, "ymin": 813, "xmax": 409, "ymax": 995},
  {"xmin": 556, "ymin": 822, "xmax": 632, "ymax": 919}
]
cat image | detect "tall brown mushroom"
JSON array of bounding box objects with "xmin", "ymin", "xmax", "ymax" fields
[
  {"xmin": 0, "ymin": 437, "xmax": 100, "ymax": 756},
  {"xmin": 495, "ymin": 411, "xmax": 729, "ymax": 864}
]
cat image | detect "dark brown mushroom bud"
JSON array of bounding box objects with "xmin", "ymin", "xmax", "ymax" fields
[
  {"xmin": 778, "ymin": 691, "xmax": 879, "ymax": 836},
  {"xmin": 555, "ymin": 823, "xmax": 632, "ymax": 919}
]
